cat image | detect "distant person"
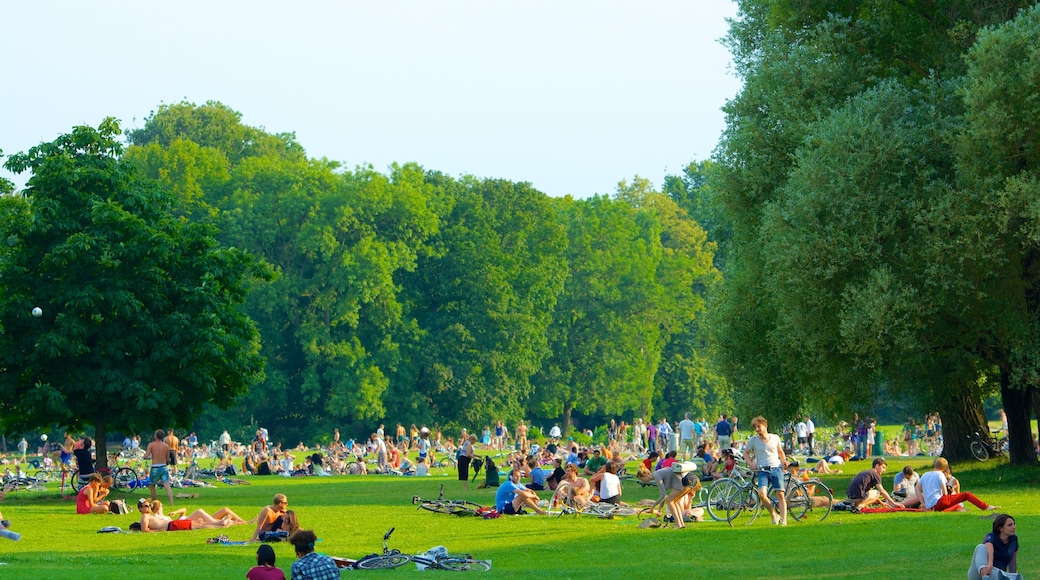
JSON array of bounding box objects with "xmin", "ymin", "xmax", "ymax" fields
[
  {"xmin": 247, "ymin": 544, "xmax": 286, "ymax": 580},
  {"xmin": 715, "ymin": 414, "xmax": 733, "ymax": 449},
  {"xmin": 288, "ymin": 529, "xmax": 339, "ymax": 580},
  {"xmin": 145, "ymin": 429, "xmax": 176, "ymax": 506}
]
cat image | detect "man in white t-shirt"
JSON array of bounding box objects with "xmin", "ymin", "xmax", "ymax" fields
[
  {"xmin": 744, "ymin": 416, "xmax": 788, "ymax": 526},
  {"xmin": 795, "ymin": 420, "xmax": 808, "ymax": 451},
  {"xmin": 805, "ymin": 416, "xmax": 816, "ymax": 455},
  {"xmin": 677, "ymin": 413, "xmax": 697, "ymax": 460}
]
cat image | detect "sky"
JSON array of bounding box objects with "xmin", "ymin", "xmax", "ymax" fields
[{"xmin": 0, "ymin": 1, "xmax": 742, "ymax": 198}]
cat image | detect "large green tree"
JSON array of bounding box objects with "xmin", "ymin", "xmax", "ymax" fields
[
  {"xmin": 0, "ymin": 120, "xmax": 269, "ymax": 467},
  {"xmin": 713, "ymin": 0, "xmax": 1040, "ymax": 463}
]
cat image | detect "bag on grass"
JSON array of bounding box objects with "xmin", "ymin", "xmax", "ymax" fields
[{"xmin": 109, "ymin": 499, "xmax": 130, "ymax": 515}]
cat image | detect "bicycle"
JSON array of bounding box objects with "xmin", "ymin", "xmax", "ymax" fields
[
  {"xmin": 68, "ymin": 465, "xmax": 142, "ymax": 495},
  {"xmin": 706, "ymin": 465, "xmax": 821, "ymax": 526},
  {"xmin": 412, "ymin": 484, "xmax": 485, "ymax": 517},
  {"xmin": 968, "ymin": 430, "xmax": 1008, "ymax": 461},
  {"xmin": 412, "ymin": 546, "xmax": 492, "ymax": 572},
  {"xmin": 334, "ymin": 528, "xmax": 413, "ymax": 570}
]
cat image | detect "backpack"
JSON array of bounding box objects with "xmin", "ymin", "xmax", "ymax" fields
[{"xmin": 109, "ymin": 499, "xmax": 130, "ymax": 515}]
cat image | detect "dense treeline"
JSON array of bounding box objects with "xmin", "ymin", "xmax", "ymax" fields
[
  {"xmin": 711, "ymin": 0, "xmax": 1040, "ymax": 464},
  {"xmin": 121, "ymin": 102, "xmax": 726, "ymax": 443}
]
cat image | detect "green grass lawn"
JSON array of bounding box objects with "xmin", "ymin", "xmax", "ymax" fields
[{"xmin": 0, "ymin": 456, "xmax": 1036, "ymax": 579}]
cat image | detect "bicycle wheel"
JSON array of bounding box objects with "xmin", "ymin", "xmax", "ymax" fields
[
  {"xmin": 744, "ymin": 488, "xmax": 764, "ymax": 526},
  {"xmin": 70, "ymin": 469, "xmax": 85, "ymax": 493},
  {"xmin": 449, "ymin": 501, "xmax": 484, "ymax": 517},
  {"xmin": 612, "ymin": 505, "xmax": 638, "ymax": 517},
  {"xmin": 420, "ymin": 501, "xmax": 459, "ymax": 515},
  {"xmin": 436, "ymin": 558, "xmax": 492, "ymax": 572},
  {"xmin": 345, "ymin": 462, "xmax": 363, "ymax": 475},
  {"xmin": 784, "ymin": 481, "xmax": 811, "ymax": 522},
  {"xmin": 355, "ymin": 554, "xmax": 412, "ymax": 569},
  {"xmin": 705, "ymin": 479, "xmax": 742, "ymax": 523},
  {"xmin": 437, "ymin": 457, "xmax": 457, "ymax": 469},
  {"xmin": 970, "ymin": 441, "xmax": 989, "ymax": 461},
  {"xmin": 793, "ymin": 479, "xmax": 832, "ymax": 522}
]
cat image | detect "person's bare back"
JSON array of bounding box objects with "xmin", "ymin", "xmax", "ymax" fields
[{"xmin": 146, "ymin": 440, "xmax": 170, "ymax": 466}]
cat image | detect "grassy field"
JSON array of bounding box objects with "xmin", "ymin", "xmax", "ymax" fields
[{"xmin": 0, "ymin": 453, "xmax": 1036, "ymax": 579}]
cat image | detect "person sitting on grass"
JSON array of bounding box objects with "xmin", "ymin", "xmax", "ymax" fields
[
  {"xmin": 891, "ymin": 465, "xmax": 918, "ymax": 500},
  {"xmin": 247, "ymin": 544, "xmax": 286, "ymax": 580},
  {"xmin": 551, "ymin": 463, "xmax": 591, "ymax": 509},
  {"xmin": 289, "ymin": 529, "xmax": 339, "ymax": 580},
  {"xmin": 583, "ymin": 448, "xmax": 606, "ymax": 476},
  {"xmin": 76, "ymin": 473, "xmax": 110, "ymax": 514},
  {"xmin": 845, "ymin": 458, "xmax": 900, "ymax": 511},
  {"xmin": 495, "ymin": 467, "xmax": 547, "ymax": 515},
  {"xmin": 913, "ymin": 457, "xmax": 1000, "ymax": 512},
  {"xmin": 526, "ymin": 458, "xmax": 548, "ymax": 491},
  {"xmin": 253, "ymin": 494, "xmax": 290, "ymax": 541},
  {"xmin": 968, "ymin": 514, "xmax": 1019, "ymax": 580},
  {"xmin": 589, "ymin": 463, "xmax": 623, "ymax": 505},
  {"xmin": 415, "ymin": 456, "xmax": 429, "ymax": 477}
]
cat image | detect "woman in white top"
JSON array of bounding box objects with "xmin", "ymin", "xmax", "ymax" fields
[{"xmin": 590, "ymin": 464, "xmax": 622, "ymax": 504}]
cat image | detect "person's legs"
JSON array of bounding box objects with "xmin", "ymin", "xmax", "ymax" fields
[
  {"xmin": 967, "ymin": 543, "xmax": 987, "ymax": 580},
  {"xmin": 934, "ymin": 492, "xmax": 995, "ymax": 512},
  {"xmin": 212, "ymin": 507, "xmax": 247, "ymax": 523}
]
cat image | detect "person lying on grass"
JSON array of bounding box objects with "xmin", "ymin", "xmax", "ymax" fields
[{"xmin": 137, "ymin": 498, "xmax": 248, "ymax": 532}]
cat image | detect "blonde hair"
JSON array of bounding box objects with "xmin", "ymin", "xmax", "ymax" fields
[
  {"xmin": 751, "ymin": 416, "xmax": 767, "ymax": 429},
  {"xmin": 933, "ymin": 457, "xmax": 949, "ymax": 471}
]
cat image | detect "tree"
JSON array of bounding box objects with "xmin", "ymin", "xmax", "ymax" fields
[
  {"xmin": 712, "ymin": 1, "xmax": 1036, "ymax": 460},
  {"xmin": 0, "ymin": 120, "xmax": 270, "ymax": 468}
]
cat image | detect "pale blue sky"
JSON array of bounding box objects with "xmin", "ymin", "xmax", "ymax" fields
[{"xmin": 1, "ymin": 1, "xmax": 741, "ymax": 198}]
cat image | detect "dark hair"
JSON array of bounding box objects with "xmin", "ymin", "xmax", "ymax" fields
[
  {"xmin": 82, "ymin": 437, "xmax": 93, "ymax": 450},
  {"xmin": 991, "ymin": 514, "xmax": 1014, "ymax": 536},
  {"xmin": 901, "ymin": 465, "xmax": 914, "ymax": 477},
  {"xmin": 289, "ymin": 529, "xmax": 318, "ymax": 555},
  {"xmin": 256, "ymin": 544, "xmax": 277, "ymax": 566},
  {"xmin": 872, "ymin": 458, "xmax": 887, "ymax": 468}
]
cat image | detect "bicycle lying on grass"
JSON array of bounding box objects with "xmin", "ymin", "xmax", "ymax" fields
[
  {"xmin": 412, "ymin": 484, "xmax": 486, "ymax": 517},
  {"xmin": 332, "ymin": 528, "xmax": 492, "ymax": 571}
]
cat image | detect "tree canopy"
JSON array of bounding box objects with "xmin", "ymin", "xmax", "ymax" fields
[{"xmin": 0, "ymin": 119, "xmax": 270, "ymax": 465}]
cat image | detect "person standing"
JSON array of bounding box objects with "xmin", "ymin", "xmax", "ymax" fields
[
  {"xmin": 17, "ymin": 437, "xmax": 27, "ymax": 462},
  {"xmin": 715, "ymin": 414, "xmax": 734, "ymax": 450},
  {"xmin": 805, "ymin": 416, "xmax": 816, "ymax": 455},
  {"xmin": 164, "ymin": 429, "xmax": 180, "ymax": 476},
  {"xmin": 458, "ymin": 434, "xmax": 476, "ymax": 491},
  {"xmin": 145, "ymin": 430, "xmax": 175, "ymax": 506},
  {"xmin": 219, "ymin": 429, "xmax": 232, "ymax": 455},
  {"xmin": 549, "ymin": 423, "xmax": 562, "ymax": 443},
  {"xmin": 677, "ymin": 413, "xmax": 697, "ymax": 461},
  {"xmin": 646, "ymin": 421, "xmax": 658, "ymax": 454},
  {"xmin": 516, "ymin": 420, "xmax": 529, "ymax": 452},
  {"xmin": 744, "ymin": 416, "xmax": 788, "ymax": 526}
]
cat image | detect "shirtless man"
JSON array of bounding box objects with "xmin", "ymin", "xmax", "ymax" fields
[
  {"xmin": 553, "ymin": 463, "xmax": 591, "ymax": 508},
  {"xmin": 145, "ymin": 430, "xmax": 175, "ymax": 506},
  {"xmin": 252, "ymin": 493, "xmax": 289, "ymax": 541},
  {"xmin": 164, "ymin": 429, "xmax": 180, "ymax": 476},
  {"xmin": 137, "ymin": 498, "xmax": 244, "ymax": 532},
  {"xmin": 515, "ymin": 420, "xmax": 529, "ymax": 452}
]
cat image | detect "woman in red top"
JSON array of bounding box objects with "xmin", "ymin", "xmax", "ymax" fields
[{"xmin": 76, "ymin": 473, "xmax": 110, "ymax": 514}]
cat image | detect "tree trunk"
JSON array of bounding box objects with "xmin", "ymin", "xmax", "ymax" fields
[
  {"xmin": 1000, "ymin": 376, "xmax": 1038, "ymax": 465},
  {"xmin": 562, "ymin": 402, "xmax": 573, "ymax": 435},
  {"xmin": 936, "ymin": 387, "xmax": 986, "ymax": 462},
  {"xmin": 94, "ymin": 421, "xmax": 109, "ymax": 471}
]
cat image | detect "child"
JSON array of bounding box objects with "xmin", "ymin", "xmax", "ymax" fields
[
  {"xmin": 415, "ymin": 456, "xmax": 429, "ymax": 477},
  {"xmin": 247, "ymin": 544, "xmax": 285, "ymax": 580}
]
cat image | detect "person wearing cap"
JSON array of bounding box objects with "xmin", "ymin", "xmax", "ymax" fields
[{"xmin": 583, "ymin": 449, "xmax": 606, "ymax": 476}]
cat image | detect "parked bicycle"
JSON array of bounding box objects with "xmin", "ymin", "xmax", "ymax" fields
[
  {"xmin": 412, "ymin": 484, "xmax": 485, "ymax": 517},
  {"xmin": 705, "ymin": 463, "xmax": 830, "ymax": 526},
  {"xmin": 968, "ymin": 430, "xmax": 1008, "ymax": 461},
  {"xmin": 68, "ymin": 465, "xmax": 142, "ymax": 495}
]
